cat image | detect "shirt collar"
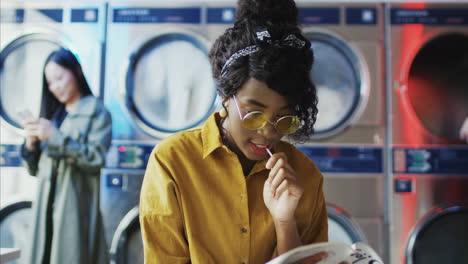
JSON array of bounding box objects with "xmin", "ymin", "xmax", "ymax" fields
[
  {"xmin": 202, "ymin": 112, "xmax": 225, "ymax": 159},
  {"xmin": 248, "ymin": 158, "xmax": 269, "ymax": 176}
]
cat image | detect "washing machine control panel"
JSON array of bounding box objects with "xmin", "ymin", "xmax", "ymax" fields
[
  {"xmin": 298, "ymin": 146, "xmax": 383, "ymax": 173},
  {"xmin": 207, "ymin": 8, "xmax": 235, "ymax": 24},
  {"xmin": 105, "ymin": 141, "xmax": 155, "ymax": 170},
  {"xmin": 0, "ymin": 8, "xmax": 98, "ymax": 23},
  {"xmin": 0, "ymin": 8, "xmax": 63, "ymax": 23},
  {"xmin": 0, "ymin": 144, "xmax": 22, "ymax": 167},
  {"xmin": 298, "ymin": 7, "xmax": 377, "ymax": 25},
  {"xmin": 299, "ymin": 7, "xmax": 340, "ymax": 24},
  {"xmin": 112, "ymin": 7, "xmax": 201, "ymax": 23},
  {"xmin": 71, "ymin": 8, "xmax": 99, "ymax": 23},
  {"xmin": 391, "ymin": 8, "xmax": 468, "ymax": 25},
  {"xmin": 393, "ymin": 146, "xmax": 468, "ymax": 174}
]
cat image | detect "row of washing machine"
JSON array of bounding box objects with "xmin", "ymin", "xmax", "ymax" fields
[{"xmin": 1, "ymin": 1, "xmax": 468, "ymax": 264}]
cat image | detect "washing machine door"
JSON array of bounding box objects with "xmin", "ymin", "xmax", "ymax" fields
[
  {"xmin": 305, "ymin": 32, "xmax": 367, "ymax": 139},
  {"xmin": 124, "ymin": 32, "xmax": 217, "ymax": 139},
  {"xmin": 406, "ymin": 204, "xmax": 468, "ymax": 264},
  {"xmin": 327, "ymin": 203, "xmax": 367, "ymax": 244},
  {"xmin": 0, "ymin": 200, "xmax": 32, "ymax": 264},
  {"xmin": 406, "ymin": 33, "xmax": 468, "ymax": 142},
  {"xmin": 0, "ymin": 33, "xmax": 63, "ymax": 131},
  {"xmin": 110, "ymin": 207, "xmax": 143, "ymax": 264}
]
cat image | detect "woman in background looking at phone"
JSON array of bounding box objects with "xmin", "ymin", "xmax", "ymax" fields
[{"xmin": 21, "ymin": 48, "xmax": 112, "ymax": 264}]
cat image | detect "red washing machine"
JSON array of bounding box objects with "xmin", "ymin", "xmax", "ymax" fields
[{"xmin": 388, "ymin": 2, "xmax": 468, "ymax": 264}]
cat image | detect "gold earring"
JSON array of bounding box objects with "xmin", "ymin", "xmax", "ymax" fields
[{"xmin": 219, "ymin": 108, "xmax": 227, "ymax": 118}]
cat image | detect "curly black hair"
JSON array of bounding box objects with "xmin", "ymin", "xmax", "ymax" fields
[{"xmin": 209, "ymin": 0, "xmax": 318, "ymax": 142}]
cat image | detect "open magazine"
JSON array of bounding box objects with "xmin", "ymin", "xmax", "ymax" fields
[{"xmin": 266, "ymin": 242, "xmax": 384, "ymax": 264}]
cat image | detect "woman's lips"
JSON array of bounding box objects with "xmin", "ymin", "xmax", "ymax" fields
[
  {"xmin": 249, "ymin": 142, "xmax": 269, "ymax": 156},
  {"xmin": 53, "ymin": 92, "xmax": 65, "ymax": 101}
]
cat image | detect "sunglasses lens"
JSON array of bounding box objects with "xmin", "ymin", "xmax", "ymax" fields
[
  {"xmin": 242, "ymin": 112, "xmax": 268, "ymax": 130},
  {"xmin": 275, "ymin": 116, "xmax": 300, "ymax": 134}
]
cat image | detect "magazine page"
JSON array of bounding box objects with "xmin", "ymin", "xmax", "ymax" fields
[
  {"xmin": 347, "ymin": 242, "xmax": 384, "ymax": 264},
  {"xmin": 266, "ymin": 242, "xmax": 353, "ymax": 264},
  {"xmin": 266, "ymin": 242, "xmax": 384, "ymax": 264}
]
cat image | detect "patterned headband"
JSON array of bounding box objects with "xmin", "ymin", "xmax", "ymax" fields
[{"xmin": 220, "ymin": 28, "xmax": 309, "ymax": 77}]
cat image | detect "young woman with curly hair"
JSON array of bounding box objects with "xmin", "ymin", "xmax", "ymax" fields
[{"xmin": 140, "ymin": 1, "xmax": 332, "ymax": 263}]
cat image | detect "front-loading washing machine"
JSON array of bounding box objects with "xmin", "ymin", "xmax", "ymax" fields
[
  {"xmin": 0, "ymin": 199, "xmax": 32, "ymax": 264},
  {"xmin": 0, "ymin": 2, "xmax": 106, "ymax": 261},
  {"xmin": 388, "ymin": 2, "xmax": 468, "ymax": 264},
  {"xmin": 104, "ymin": 1, "xmax": 220, "ymax": 142},
  {"xmin": 100, "ymin": 1, "xmax": 234, "ymax": 263},
  {"xmin": 295, "ymin": 1, "xmax": 386, "ymax": 260},
  {"xmin": 100, "ymin": 153, "xmax": 150, "ymax": 264}
]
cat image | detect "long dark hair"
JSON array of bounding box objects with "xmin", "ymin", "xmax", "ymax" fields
[
  {"xmin": 209, "ymin": 0, "xmax": 318, "ymax": 142},
  {"xmin": 41, "ymin": 48, "xmax": 93, "ymax": 119}
]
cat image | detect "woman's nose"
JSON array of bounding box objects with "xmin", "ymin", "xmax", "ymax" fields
[
  {"xmin": 257, "ymin": 122, "xmax": 279, "ymax": 139},
  {"xmin": 49, "ymin": 83, "xmax": 59, "ymax": 92}
]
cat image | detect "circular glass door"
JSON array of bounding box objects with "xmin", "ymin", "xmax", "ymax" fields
[
  {"xmin": 327, "ymin": 203, "xmax": 367, "ymax": 244},
  {"xmin": 0, "ymin": 34, "xmax": 63, "ymax": 130},
  {"xmin": 306, "ymin": 33, "xmax": 365, "ymax": 139},
  {"xmin": 0, "ymin": 200, "xmax": 32, "ymax": 264},
  {"xmin": 407, "ymin": 33, "xmax": 468, "ymax": 141},
  {"xmin": 125, "ymin": 33, "xmax": 217, "ymax": 138},
  {"xmin": 110, "ymin": 207, "xmax": 143, "ymax": 264},
  {"xmin": 406, "ymin": 205, "xmax": 468, "ymax": 264}
]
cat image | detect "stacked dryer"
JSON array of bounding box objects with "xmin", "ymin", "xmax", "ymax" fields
[
  {"xmin": 388, "ymin": 2, "xmax": 468, "ymax": 264},
  {"xmin": 295, "ymin": 0, "xmax": 386, "ymax": 260},
  {"xmin": 100, "ymin": 1, "xmax": 235, "ymax": 263},
  {"xmin": 0, "ymin": 1, "xmax": 106, "ymax": 262}
]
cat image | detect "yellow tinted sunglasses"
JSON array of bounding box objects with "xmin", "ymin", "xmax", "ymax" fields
[{"xmin": 232, "ymin": 95, "xmax": 300, "ymax": 135}]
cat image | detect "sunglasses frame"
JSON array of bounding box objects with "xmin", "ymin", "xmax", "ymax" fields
[{"xmin": 231, "ymin": 95, "xmax": 300, "ymax": 135}]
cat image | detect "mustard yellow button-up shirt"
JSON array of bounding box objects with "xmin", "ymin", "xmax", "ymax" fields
[{"xmin": 140, "ymin": 113, "xmax": 328, "ymax": 264}]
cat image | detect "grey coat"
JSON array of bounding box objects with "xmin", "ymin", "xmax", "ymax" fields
[{"xmin": 21, "ymin": 95, "xmax": 112, "ymax": 264}]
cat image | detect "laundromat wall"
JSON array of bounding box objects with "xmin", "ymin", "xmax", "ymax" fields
[{"xmin": 1, "ymin": 1, "xmax": 468, "ymax": 264}]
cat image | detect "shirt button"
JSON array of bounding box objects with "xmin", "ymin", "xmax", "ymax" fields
[{"xmin": 241, "ymin": 227, "xmax": 248, "ymax": 233}]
